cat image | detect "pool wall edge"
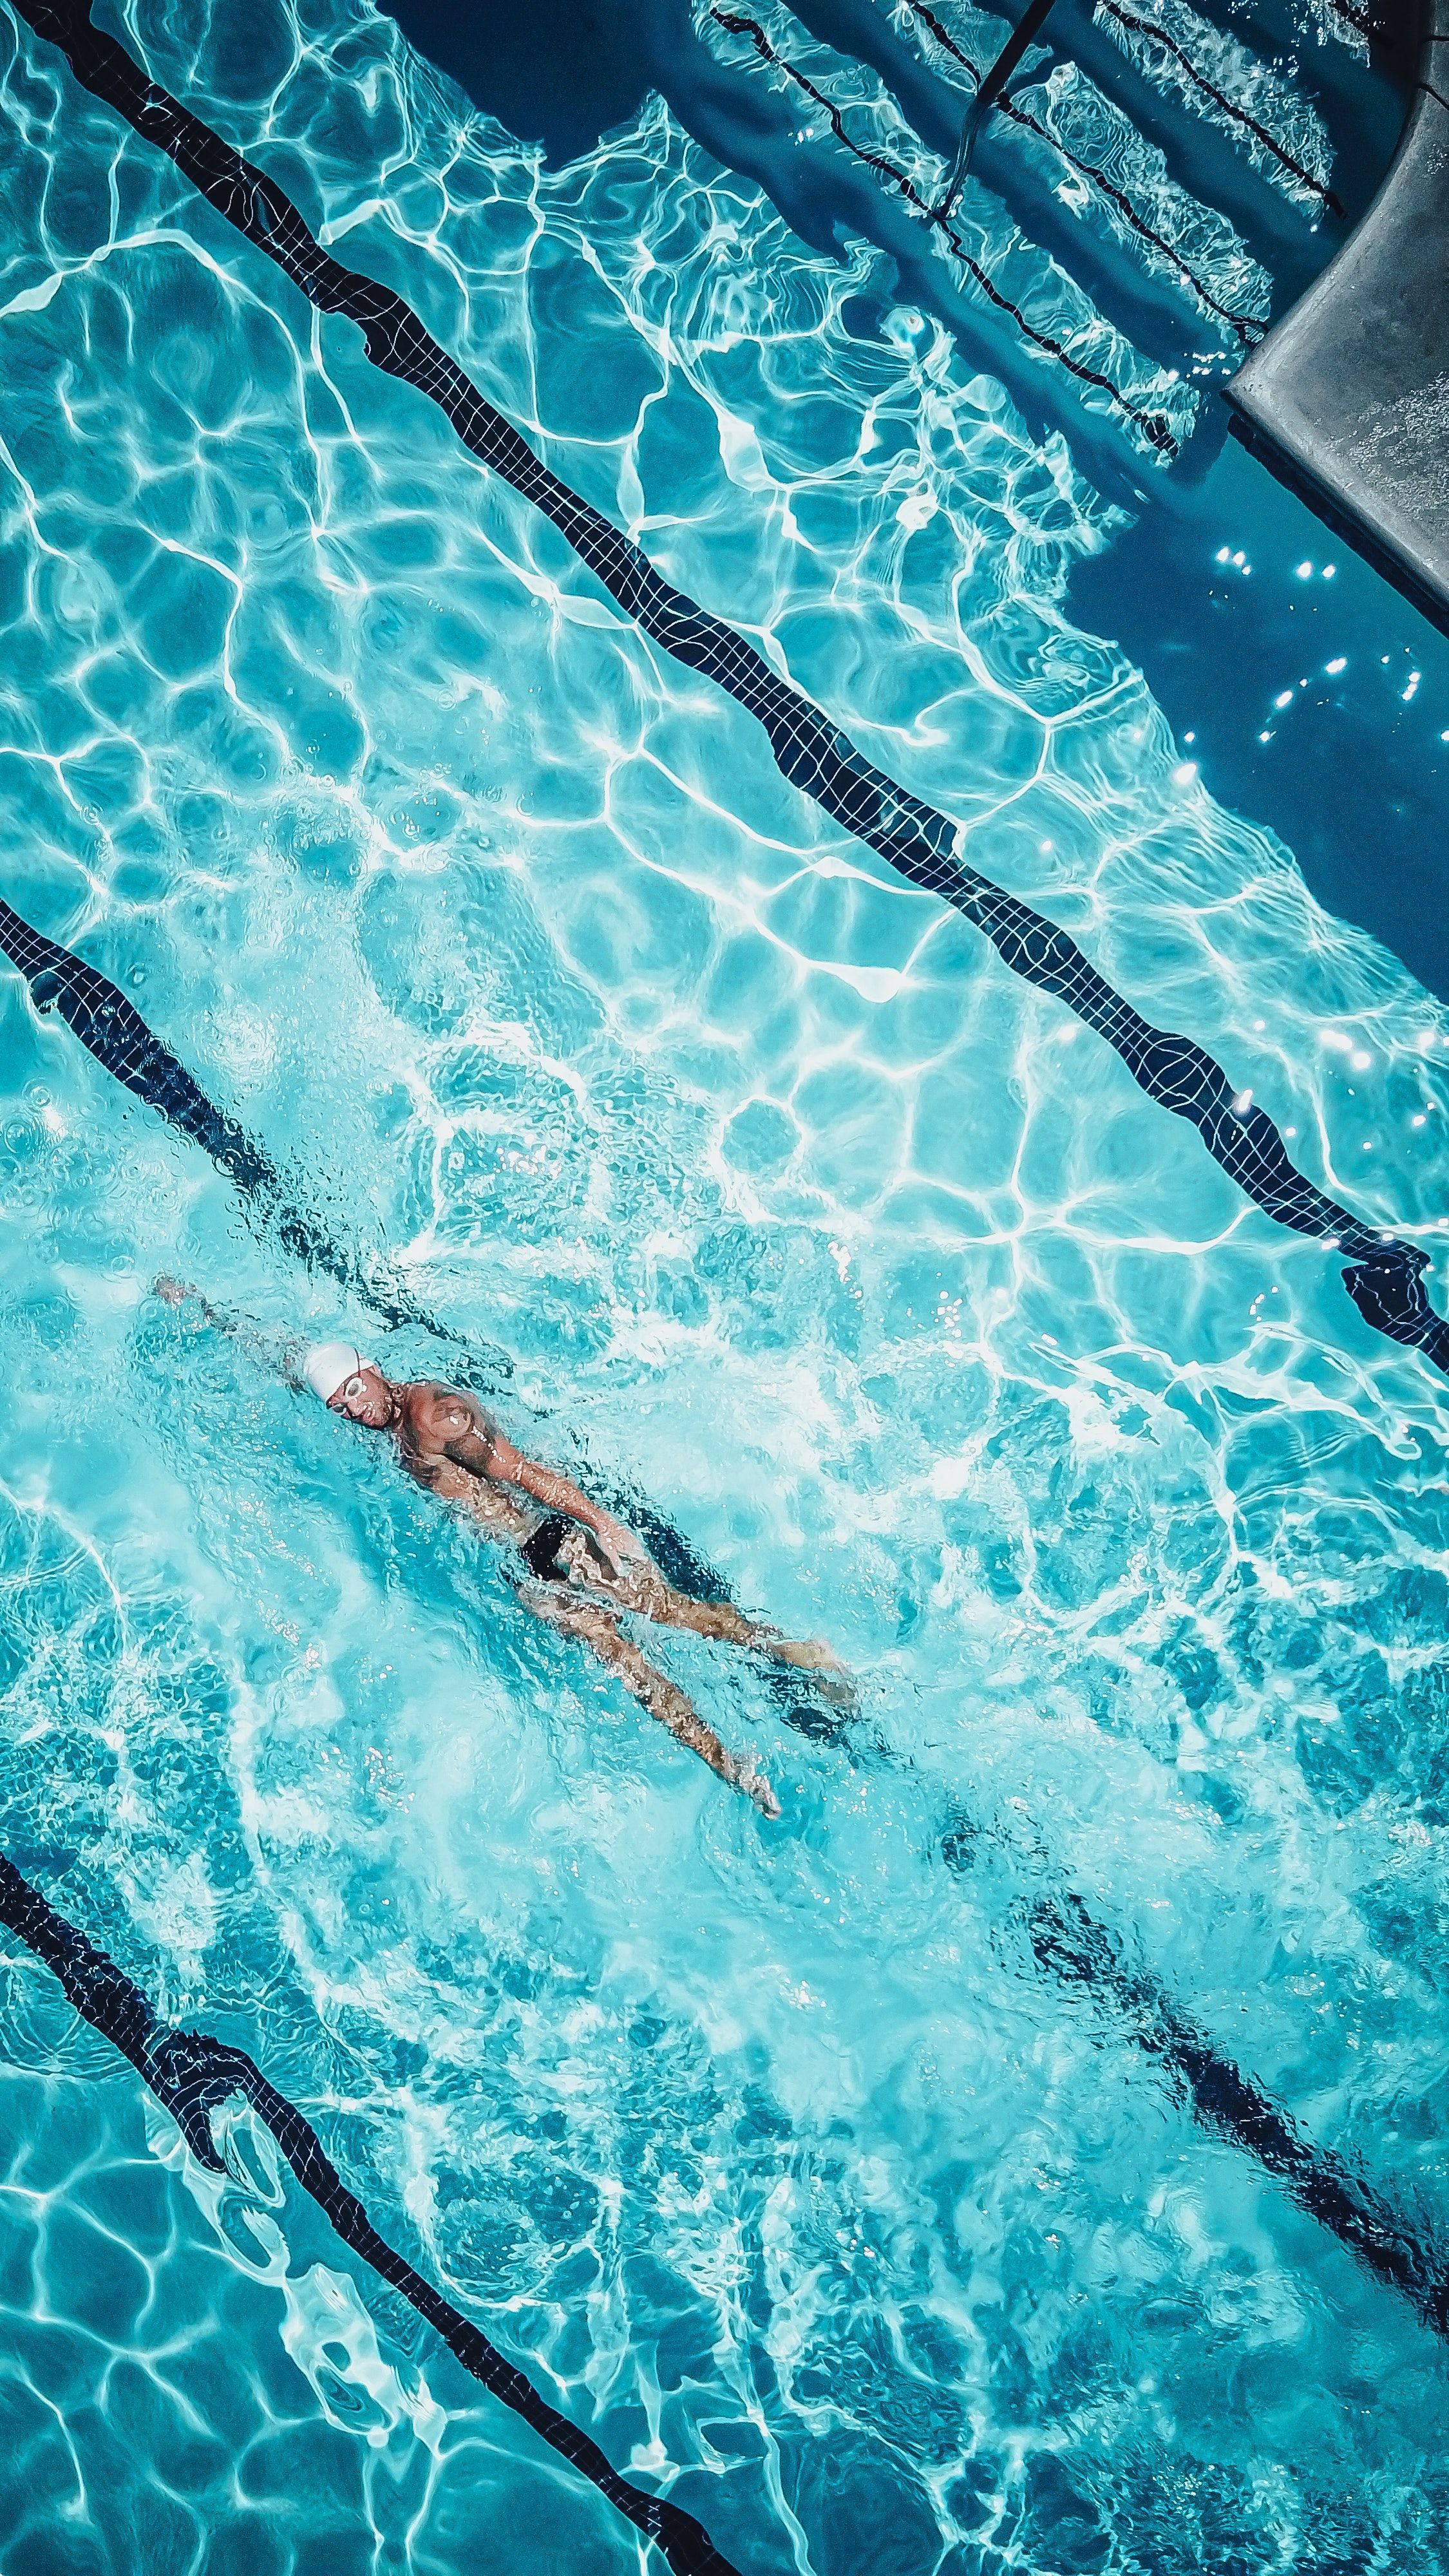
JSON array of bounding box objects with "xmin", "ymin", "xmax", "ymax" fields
[{"xmin": 1223, "ymin": 0, "xmax": 1449, "ymax": 638}]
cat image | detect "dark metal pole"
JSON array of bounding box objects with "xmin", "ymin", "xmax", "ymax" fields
[{"xmin": 939, "ymin": 0, "xmax": 1059, "ymax": 213}]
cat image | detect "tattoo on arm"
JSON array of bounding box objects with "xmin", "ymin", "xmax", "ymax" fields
[{"xmin": 436, "ymin": 1398, "xmax": 500, "ymax": 1477}]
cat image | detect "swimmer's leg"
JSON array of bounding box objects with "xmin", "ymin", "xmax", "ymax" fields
[
  {"xmin": 520, "ymin": 1582, "xmax": 781, "ymax": 1818},
  {"xmin": 639, "ymin": 1580, "xmax": 856, "ymax": 1704},
  {"xmin": 585, "ymin": 1549, "xmax": 855, "ymax": 1700}
]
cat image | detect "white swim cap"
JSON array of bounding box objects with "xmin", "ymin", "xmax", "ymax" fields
[{"xmin": 303, "ymin": 1341, "xmax": 374, "ymax": 1402}]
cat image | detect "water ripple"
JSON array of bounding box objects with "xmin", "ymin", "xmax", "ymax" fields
[{"xmin": 0, "ymin": 0, "xmax": 1446, "ymax": 2567}]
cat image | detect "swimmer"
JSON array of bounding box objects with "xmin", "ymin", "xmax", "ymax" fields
[{"xmin": 156, "ymin": 1281, "xmax": 851, "ymax": 1819}]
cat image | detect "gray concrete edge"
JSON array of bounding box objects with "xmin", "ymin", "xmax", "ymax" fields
[{"xmin": 1224, "ymin": 0, "xmax": 1449, "ymax": 636}]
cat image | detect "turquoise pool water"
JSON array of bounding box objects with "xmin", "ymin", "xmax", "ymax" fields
[{"xmin": 1, "ymin": 0, "xmax": 1448, "ymax": 2568}]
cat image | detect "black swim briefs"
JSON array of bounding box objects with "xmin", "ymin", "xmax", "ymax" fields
[{"xmin": 520, "ymin": 1513, "xmax": 572, "ymax": 1583}]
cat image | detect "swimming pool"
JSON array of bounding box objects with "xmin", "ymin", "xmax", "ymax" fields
[{"xmin": 1, "ymin": 0, "xmax": 1448, "ymax": 2568}]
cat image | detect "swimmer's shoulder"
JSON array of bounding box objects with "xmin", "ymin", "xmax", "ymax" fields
[{"xmin": 399, "ymin": 1379, "xmax": 496, "ymax": 1459}]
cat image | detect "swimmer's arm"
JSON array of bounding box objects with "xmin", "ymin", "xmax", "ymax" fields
[
  {"xmin": 154, "ymin": 1277, "xmax": 308, "ymax": 1388},
  {"xmin": 419, "ymin": 1394, "xmax": 645, "ymax": 1572},
  {"xmin": 459, "ymin": 1421, "xmax": 647, "ymax": 1574}
]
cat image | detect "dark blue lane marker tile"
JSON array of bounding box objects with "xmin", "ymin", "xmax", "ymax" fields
[
  {"xmin": 0, "ymin": 892, "xmax": 832, "ymax": 1718},
  {"xmin": 0, "ymin": 1850, "xmax": 744, "ymax": 2576},
  {"xmin": 1020, "ymin": 1879, "xmax": 1449, "ymax": 2335},
  {"xmin": 11, "ymin": 1, "xmax": 1443, "ymax": 1380},
  {"xmin": 0, "ymin": 896, "xmax": 515, "ymax": 1382},
  {"xmin": 708, "ymin": 4, "xmax": 1182, "ymax": 451}
]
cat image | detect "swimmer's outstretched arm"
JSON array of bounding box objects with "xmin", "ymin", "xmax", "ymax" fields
[{"xmin": 154, "ymin": 1276, "xmax": 308, "ymax": 1388}]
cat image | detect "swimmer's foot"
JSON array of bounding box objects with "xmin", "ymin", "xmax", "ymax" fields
[
  {"xmin": 770, "ymin": 1637, "xmax": 858, "ymax": 1707},
  {"xmin": 735, "ymin": 1762, "xmax": 782, "ymax": 1821}
]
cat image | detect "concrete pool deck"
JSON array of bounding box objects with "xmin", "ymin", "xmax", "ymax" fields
[{"xmin": 1225, "ymin": 0, "xmax": 1449, "ymax": 637}]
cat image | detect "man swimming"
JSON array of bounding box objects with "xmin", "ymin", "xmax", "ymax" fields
[{"xmin": 158, "ymin": 1283, "xmax": 848, "ymax": 1817}]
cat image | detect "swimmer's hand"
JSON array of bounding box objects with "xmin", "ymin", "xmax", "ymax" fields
[
  {"xmin": 155, "ymin": 1276, "xmax": 227, "ymax": 1334},
  {"xmin": 583, "ymin": 1523, "xmax": 653, "ymax": 1584},
  {"xmin": 153, "ymin": 1280, "xmax": 298, "ymax": 1384}
]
